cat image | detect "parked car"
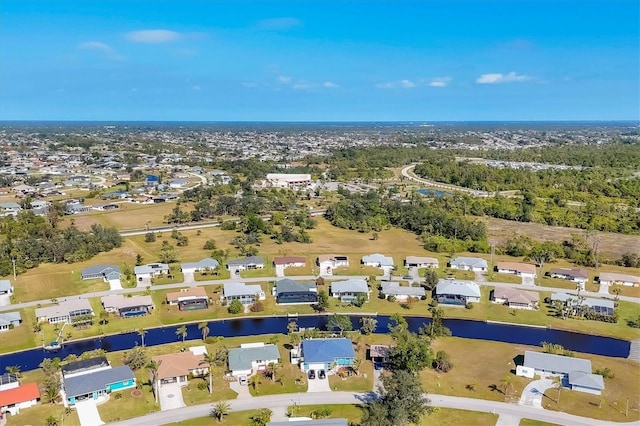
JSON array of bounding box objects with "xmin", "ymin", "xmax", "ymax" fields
[
  {"xmin": 318, "ymin": 369, "xmax": 326, "ymax": 379},
  {"xmin": 374, "ymin": 362, "xmax": 383, "ymax": 370},
  {"xmin": 238, "ymin": 376, "xmax": 248, "ymax": 386},
  {"xmin": 308, "ymin": 369, "xmax": 316, "ymax": 380},
  {"xmin": 402, "ymin": 275, "xmax": 413, "ymax": 280}
]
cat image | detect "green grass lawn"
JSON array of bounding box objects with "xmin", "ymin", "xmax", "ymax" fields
[
  {"xmin": 248, "ymin": 342, "xmax": 308, "ymax": 396},
  {"xmin": 181, "ymin": 367, "xmax": 238, "ymax": 406},
  {"xmin": 5, "ymin": 402, "xmax": 81, "ymax": 426},
  {"xmin": 520, "ymin": 419, "xmax": 560, "ymax": 426},
  {"xmin": 98, "ymin": 387, "xmax": 159, "ymax": 423}
]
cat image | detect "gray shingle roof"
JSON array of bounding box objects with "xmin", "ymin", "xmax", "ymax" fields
[
  {"xmin": 0, "ymin": 280, "xmax": 13, "ymax": 292},
  {"xmin": 64, "ymin": 366, "xmax": 135, "ymax": 398},
  {"xmin": 331, "ymin": 279, "xmax": 368, "ymax": 295},
  {"xmin": 81, "ymin": 265, "xmax": 121, "ymax": 278},
  {"xmin": 223, "ymin": 282, "xmax": 263, "ymax": 298},
  {"xmin": 228, "ymin": 344, "xmax": 280, "ymax": 372},
  {"xmin": 276, "ymin": 279, "xmax": 317, "ymax": 294},
  {"xmin": 181, "ymin": 258, "xmax": 219, "ymax": 270},
  {"xmin": 523, "ymin": 351, "xmax": 591, "ymax": 375},
  {"xmin": 380, "ymin": 281, "xmax": 425, "ymax": 297},
  {"xmin": 227, "ymin": 256, "xmax": 265, "ymax": 267},
  {"xmin": 550, "ymin": 293, "xmax": 615, "ymax": 310},
  {"xmin": 449, "ymin": 257, "xmax": 488, "ymax": 269},
  {"xmin": 361, "ymin": 253, "xmax": 394, "ymax": 267}
]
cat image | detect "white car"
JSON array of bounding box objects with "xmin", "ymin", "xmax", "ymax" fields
[{"xmin": 238, "ymin": 376, "xmax": 248, "ymax": 386}]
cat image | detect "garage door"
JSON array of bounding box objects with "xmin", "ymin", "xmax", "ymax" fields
[{"xmin": 308, "ymin": 363, "xmax": 326, "ymax": 371}]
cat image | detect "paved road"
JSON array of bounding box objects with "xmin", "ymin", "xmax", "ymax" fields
[
  {"xmin": 401, "ymin": 164, "xmax": 492, "ymax": 197},
  {"xmin": 109, "ymin": 391, "xmax": 635, "ymax": 426}
]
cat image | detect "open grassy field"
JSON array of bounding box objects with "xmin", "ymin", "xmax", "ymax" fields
[{"xmin": 62, "ymin": 201, "xmax": 183, "ymax": 232}]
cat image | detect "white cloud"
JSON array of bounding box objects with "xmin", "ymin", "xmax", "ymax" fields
[
  {"xmin": 476, "ymin": 71, "xmax": 531, "ymax": 84},
  {"xmin": 278, "ymin": 75, "xmax": 292, "ymax": 84},
  {"xmin": 77, "ymin": 41, "xmax": 123, "ymax": 60},
  {"xmin": 192, "ymin": 85, "xmax": 201, "ymax": 91},
  {"xmin": 293, "ymin": 82, "xmax": 311, "ymax": 90},
  {"xmin": 256, "ymin": 17, "xmax": 301, "ymax": 30},
  {"xmin": 323, "ymin": 81, "xmax": 339, "ymax": 88},
  {"xmin": 429, "ymin": 77, "xmax": 452, "ymax": 87},
  {"xmin": 126, "ymin": 29, "xmax": 182, "ymax": 43},
  {"xmin": 377, "ymin": 79, "xmax": 417, "ymax": 89}
]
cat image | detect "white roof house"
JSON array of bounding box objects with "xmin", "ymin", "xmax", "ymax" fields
[
  {"xmin": 598, "ymin": 272, "xmax": 640, "ymax": 287},
  {"xmin": 521, "ymin": 350, "xmax": 604, "ymax": 395},
  {"xmin": 380, "ymin": 281, "xmax": 425, "ymax": 300},
  {"xmin": 181, "ymin": 258, "xmax": 219, "ymax": 273},
  {"xmin": 436, "ymin": 279, "xmax": 481, "ymax": 304},
  {"xmin": 330, "ymin": 279, "xmax": 369, "ymax": 301},
  {"xmin": 228, "ymin": 343, "xmax": 280, "ymax": 377},
  {"xmin": 35, "ymin": 299, "xmax": 94, "ymax": 324},
  {"xmin": 361, "ymin": 254, "xmax": 394, "ymax": 268},
  {"xmin": 449, "ymin": 257, "xmax": 488, "ymax": 271},
  {"xmin": 405, "ymin": 256, "xmax": 439, "ymax": 268},
  {"xmin": 0, "ymin": 280, "xmax": 13, "ymax": 295},
  {"xmin": 222, "ymin": 282, "xmax": 266, "ymax": 304}
]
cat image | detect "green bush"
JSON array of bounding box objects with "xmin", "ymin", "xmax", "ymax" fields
[{"xmin": 228, "ymin": 300, "xmax": 244, "ymax": 314}]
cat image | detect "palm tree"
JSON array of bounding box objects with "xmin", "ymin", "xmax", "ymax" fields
[
  {"xmin": 199, "ymin": 352, "xmax": 217, "ymax": 394},
  {"xmin": 147, "ymin": 360, "xmax": 160, "ymax": 404},
  {"xmin": 351, "ymin": 358, "xmax": 362, "ymax": 376},
  {"xmin": 5, "ymin": 365, "xmax": 21, "ymax": 378},
  {"xmin": 138, "ymin": 329, "xmax": 147, "ymax": 347},
  {"xmin": 210, "ymin": 400, "xmax": 230, "ymax": 423},
  {"xmin": 551, "ymin": 375, "xmax": 563, "ymax": 404},
  {"xmin": 198, "ymin": 322, "xmax": 210, "ymax": 341},
  {"xmin": 265, "ymin": 362, "xmax": 280, "ymax": 382},
  {"xmin": 176, "ymin": 325, "xmax": 188, "ymax": 344},
  {"xmin": 500, "ymin": 375, "xmax": 513, "ymax": 397}
]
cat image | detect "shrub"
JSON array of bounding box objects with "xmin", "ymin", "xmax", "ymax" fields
[
  {"xmin": 420, "ymin": 295, "xmax": 427, "ymax": 301},
  {"xmin": 594, "ymin": 367, "xmax": 615, "ymax": 379},
  {"xmin": 203, "ymin": 239, "xmax": 217, "ymax": 250},
  {"xmin": 228, "ymin": 300, "xmax": 244, "ymax": 314},
  {"xmin": 465, "ymin": 302, "xmax": 473, "ymax": 309},
  {"xmin": 144, "ymin": 232, "xmax": 156, "ymax": 243},
  {"xmin": 221, "ymin": 221, "xmax": 236, "ymax": 230},
  {"xmin": 114, "ymin": 392, "xmax": 122, "ymax": 400},
  {"xmin": 249, "ymin": 301, "xmax": 265, "ymax": 312},
  {"xmin": 197, "ymin": 381, "xmax": 209, "ymax": 391},
  {"xmin": 387, "ymin": 295, "xmax": 396, "ymax": 302}
]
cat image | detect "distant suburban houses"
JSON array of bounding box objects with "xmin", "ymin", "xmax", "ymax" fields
[
  {"xmin": 35, "ymin": 299, "xmax": 94, "ymax": 324},
  {"xmin": 436, "ymin": 279, "xmax": 481, "ymax": 305},
  {"xmin": 165, "ymin": 287, "xmax": 209, "ymax": 311},
  {"xmin": 181, "ymin": 258, "xmax": 219, "ymax": 274},
  {"xmin": 448, "ymin": 256, "xmax": 488, "ymax": 272},
  {"xmin": 275, "ymin": 279, "xmax": 318, "ymax": 304},
  {"xmin": 547, "ymin": 267, "xmax": 589, "ymax": 284},
  {"xmin": 228, "ymin": 342, "xmax": 280, "ymax": 378},
  {"xmin": 80, "ymin": 265, "xmax": 122, "ymax": 281}
]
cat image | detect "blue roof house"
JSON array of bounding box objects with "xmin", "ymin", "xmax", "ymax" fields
[{"xmin": 300, "ymin": 338, "xmax": 355, "ymax": 372}]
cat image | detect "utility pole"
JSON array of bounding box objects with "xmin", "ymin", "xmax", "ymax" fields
[{"xmin": 11, "ymin": 257, "xmax": 16, "ymax": 281}]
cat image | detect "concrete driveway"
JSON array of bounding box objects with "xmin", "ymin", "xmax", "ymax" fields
[
  {"xmin": 75, "ymin": 399, "xmax": 105, "ymax": 426},
  {"xmin": 0, "ymin": 294, "xmax": 10, "ymax": 307},
  {"xmin": 519, "ymin": 378, "xmax": 554, "ymax": 408},
  {"xmin": 159, "ymin": 383, "xmax": 186, "ymax": 411},
  {"xmin": 229, "ymin": 380, "xmax": 252, "ymax": 399},
  {"xmin": 307, "ymin": 375, "xmax": 331, "ymax": 393}
]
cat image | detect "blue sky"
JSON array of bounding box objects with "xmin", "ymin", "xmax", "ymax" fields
[{"xmin": 1, "ymin": 0, "xmax": 638, "ymax": 121}]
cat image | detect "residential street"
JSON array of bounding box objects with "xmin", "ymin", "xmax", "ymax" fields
[{"xmin": 108, "ymin": 391, "xmax": 637, "ymax": 426}]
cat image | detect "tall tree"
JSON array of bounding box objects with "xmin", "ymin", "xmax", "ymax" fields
[
  {"xmin": 210, "ymin": 400, "xmax": 231, "ymax": 423},
  {"xmin": 200, "ymin": 352, "xmax": 217, "ymax": 394},
  {"xmin": 360, "ymin": 317, "xmax": 378, "ymax": 335},
  {"xmin": 361, "ymin": 370, "xmax": 432, "ymax": 426},
  {"xmin": 326, "ymin": 314, "xmax": 353, "ymax": 335},
  {"xmin": 176, "ymin": 325, "xmax": 188, "ymax": 343},
  {"xmin": 147, "ymin": 360, "xmax": 160, "ymax": 403},
  {"xmin": 198, "ymin": 322, "xmax": 210, "ymax": 341},
  {"xmin": 138, "ymin": 329, "xmax": 147, "ymax": 347}
]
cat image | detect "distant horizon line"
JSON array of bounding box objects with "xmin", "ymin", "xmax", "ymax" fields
[{"xmin": 1, "ymin": 119, "xmax": 638, "ymax": 124}]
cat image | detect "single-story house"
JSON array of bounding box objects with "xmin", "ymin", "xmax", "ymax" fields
[
  {"xmin": 361, "ymin": 254, "xmax": 394, "ymax": 269},
  {"xmin": 0, "ymin": 312, "xmax": 22, "ymax": 332},
  {"xmin": 550, "ymin": 293, "xmax": 615, "ymax": 317},
  {"xmin": 101, "ymin": 294, "xmax": 154, "ymax": 317},
  {"xmin": 436, "ymin": 279, "xmax": 481, "ymax": 305},
  {"xmin": 134, "ymin": 263, "xmax": 169, "ymax": 280},
  {"xmin": 448, "ymin": 257, "xmax": 488, "ymax": 272},
  {"xmin": 275, "ymin": 279, "xmax": 318, "ymax": 304},
  {"xmin": 166, "ymin": 287, "xmax": 209, "ymax": 311},
  {"xmin": 404, "ymin": 256, "xmax": 439, "ymax": 269},
  {"xmin": 91, "ymin": 203, "xmax": 119, "ymax": 211},
  {"xmin": 368, "ymin": 345, "xmax": 391, "ymax": 364},
  {"xmin": 300, "ymin": 338, "xmax": 356, "ymax": 372},
  {"xmin": 0, "ymin": 382, "xmax": 40, "ymax": 416},
  {"xmin": 491, "ymin": 287, "xmax": 539, "ymax": 310},
  {"xmin": 227, "ymin": 256, "xmax": 265, "ymax": 272},
  {"xmin": 598, "ymin": 272, "xmax": 640, "ymax": 287},
  {"xmin": 80, "ymin": 265, "xmax": 121, "ymax": 281},
  {"xmin": 222, "ymin": 282, "xmax": 266, "ymax": 305},
  {"xmin": 330, "ymin": 279, "xmax": 369, "ymax": 302},
  {"xmin": 35, "ymin": 299, "xmax": 94, "ymax": 324},
  {"xmin": 495, "ymin": 262, "xmax": 537, "ymax": 278},
  {"xmin": 380, "ymin": 281, "xmax": 425, "ymax": 301},
  {"xmin": 317, "ymin": 254, "xmax": 349, "ymax": 276},
  {"xmin": 547, "ymin": 267, "xmax": 589, "ymax": 284},
  {"xmin": 63, "ymin": 365, "xmax": 136, "ymax": 405},
  {"xmin": 228, "ymin": 343, "xmax": 280, "ymax": 377},
  {"xmin": 168, "ymin": 179, "xmax": 189, "ymax": 189},
  {"xmin": 518, "ymin": 350, "xmax": 604, "ymax": 395},
  {"xmin": 274, "ymin": 256, "xmax": 306, "ymax": 276},
  {"xmin": 62, "ymin": 357, "xmax": 111, "ymax": 379},
  {"xmin": 152, "ymin": 347, "xmax": 208, "ymax": 388},
  {"xmin": 0, "ymin": 202, "xmax": 21, "ymax": 217},
  {"xmin": 0, "ymin": 280, "xmax": 13, "ymax": 295},
  {"xmin": 181, "ymin": 258, "xmax": 219, "ymax": 273}
]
